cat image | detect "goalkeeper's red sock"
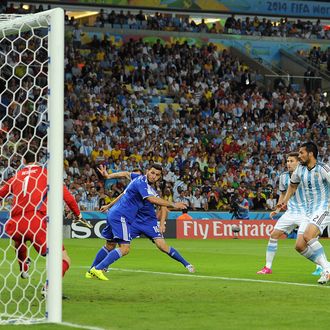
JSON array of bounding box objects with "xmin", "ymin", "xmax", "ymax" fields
[
  {"xmin": 62, "ymin": 259, "xmax": 70, "ymax": 277},
  {"xmin": 15, "ymin": 240, "xmax": 28, "ymax": 272}
]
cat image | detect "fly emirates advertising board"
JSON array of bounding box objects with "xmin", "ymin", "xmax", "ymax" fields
[{"xmin": 176, "ymin": 220, "xmax": 278, "ymax": 239}]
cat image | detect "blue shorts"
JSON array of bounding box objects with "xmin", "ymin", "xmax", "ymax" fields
[
  {"xmin": 130, "ymin": 221, "xmax": 163, "ymax": 240},
  {"xmin": 102, "ymin": 214, "xmax": 131, "ymax": 244}
]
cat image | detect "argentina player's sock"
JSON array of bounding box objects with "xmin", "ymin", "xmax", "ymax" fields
[
  {"xmin": 265, "ymin": 238, "xmax": 278, "ymax": 269},
  {"xmin": 168, "ymin": 247, "xmax": 190, "ymax": 267},
  {"xmin": 306, "ymin": 238, "xmax": 330, "ymax": 270},
  {"xmin": 90, "ymin": 246, "xmax": 111, "ymax": 269},
  {"xmin": 95, "ymin": 248, "xmax": 123, "ymax": 270}
]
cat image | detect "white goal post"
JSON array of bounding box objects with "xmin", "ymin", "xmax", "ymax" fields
[{"xmin": 0, "ymin": 8, "xmax": 64, "ymax": 324}]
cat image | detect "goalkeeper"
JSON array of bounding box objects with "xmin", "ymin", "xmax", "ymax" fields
[{"xmin": 0, "ymin": 151, "xmax": 87, "ymax": 279}]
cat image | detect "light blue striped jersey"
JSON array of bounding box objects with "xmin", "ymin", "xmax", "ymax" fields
[
  {"xmin": 279, "ymin": 171, "xmax": 306, "ymax": 214},
  {"xmin": 291, "ymin": 163, "xmax": 330, "ymax": 216}
]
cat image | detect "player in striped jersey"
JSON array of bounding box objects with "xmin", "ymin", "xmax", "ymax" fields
[
  {"xmin": 257, "ymin": 152, "xmax": 309, "ymax": 274},
  {"xmin": 280, "ymin": 142, "xmax": 330, "ymax": 284}
]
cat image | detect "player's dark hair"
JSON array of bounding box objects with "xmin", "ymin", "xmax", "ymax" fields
[
  {"xmin": 300, "ymin": 142, "xmax": 318, "ymax": 159},
  {"xmin": 24, "ymin": 151, "xmax": 36, "ymax": 164},
  {"xmin": 132, "ymin": 168, "xmax": 143, "ymax": 174},
  {"xmin": 149, "ymin": 163, "xmax": 162, "ymax": 171},
  {"xmin": 288, "ymin": 152, "xmax": 299, "ymax": 159}
]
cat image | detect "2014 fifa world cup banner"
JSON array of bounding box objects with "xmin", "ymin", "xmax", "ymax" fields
[
  {"xmin": 29, "ymin": 0, "xmax": 330, "ymax": 18},
  {"xmin": 176, "ymin": 219, "xmax": 278, "ymax": 239}
]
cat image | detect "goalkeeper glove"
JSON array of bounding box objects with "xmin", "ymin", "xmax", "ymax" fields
[{"xmin": 73, "ymin": 214, "xmax": 93, "ymax": 229}]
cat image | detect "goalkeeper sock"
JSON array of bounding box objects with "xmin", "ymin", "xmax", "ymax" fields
[
  {"xmin": 95, "ymin": 248, "xmax": 122, "ymax": 270},
  {"xmin": 15, "ymin": 241, "xmax": 28, "ymax": 272},
  {"xmin": 62, "ymin": 259, "xmax": 70, "ymax": 277},
  {"xmin": 167, "ymin": 247, "xmax": 190, "ymax": 267},
  {"xmin": 90, "ymin": 246, "xmax": 111, "ymax": 269}
]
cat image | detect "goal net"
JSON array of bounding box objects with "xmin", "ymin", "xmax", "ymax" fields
[{"xmin": 0, "ymin": 8, "xmax": 64, "ymax": 324}]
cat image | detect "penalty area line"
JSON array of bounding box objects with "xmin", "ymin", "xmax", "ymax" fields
[{"xmin": 75, "ymin": 265, "xmax": 330, "ymax": 289}]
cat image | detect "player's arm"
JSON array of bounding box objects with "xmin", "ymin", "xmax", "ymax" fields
[
  {"xmin": 277, "ymin": 191, "xmax": 286, "ymax": 205},
  {"xmin": 97, "ymin": 165, "xmax": 130, "ymax": 180},
  {"xmin": 63, "ymin": 186, "xmax": 92, "ymax": 228},
  {"xmin": 0, "ymin": 177, "xmax": 14, "ymax": 199},
  {"xmin": 277, "ymin": 183, "xmax": 298, "ymax": 210},
  {"xmin": 277, "ymin": 167, "xmax": 300, "ymax": 211},
  {"xmin": 146, "ymin": 196, "xmax": 187, "ymax": 210},
  {"xmin": 158, "ymin": 206, "xmax": 168, "ymax": 234},
  {"xmin": 320, "ymin": 164, "xmax": 330, "ymax": 184},
  {"xmin": 63, "ymin": 186, "xmax": 81, "ymax": 216},
  {"xmin": 270, "ymin": 191, "xmax": 285, "ymax": 218},
  {"xmin": 100, "ymin": 193, "xmax": 124, "ymax": 212},
  {"xmin": 0, "ymin": 183, "xmax": 10, "ymax": 199}
]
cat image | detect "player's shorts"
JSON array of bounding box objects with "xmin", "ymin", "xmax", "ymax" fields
[
  {"xmin": 299, "ymin": 210, "xmax": 330, "ymax": 234},
  {"xmin": 130, "ymin": 221, "xmax": 163, "ymax": 240},
  {"xmin": 274, "ymin": 212, "xmax": 309, "ymax": 235},
  {"xmin": 5, "ymin": 212, "xmax": 49, "ymax": 256},
  {"xmin": 102, "ymin": 214, "xmax": 131, "ymax": 244}
]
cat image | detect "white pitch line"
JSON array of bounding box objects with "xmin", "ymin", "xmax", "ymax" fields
[
  {"xmin": 75, "ymin": 266, "xmax": 330, "ymax": 289},
  {"xmin": 60, "ymin": 321, "xmax": 106, "ymax": 330}
]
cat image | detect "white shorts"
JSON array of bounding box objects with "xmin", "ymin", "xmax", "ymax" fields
[
  {"xmin": 274, "ymin": 212, "xmax": 309, "ymax": 234},
  {"xmin": 298, "ymin": 210, "xmax": 330, "ymax": 234}
]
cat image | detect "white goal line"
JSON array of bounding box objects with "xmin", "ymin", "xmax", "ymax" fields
[
  {"xmin": 60, "ymin": 321, "xmax": 106, "ymax": 330},
  {"xmin": 74, "ymin": 266, "xmax": 330, "ymax": 289}
]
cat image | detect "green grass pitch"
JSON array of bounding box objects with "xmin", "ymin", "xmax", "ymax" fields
[{"xmin": 1, "ymin": 238, "xmax": 330, "ymax": 330}]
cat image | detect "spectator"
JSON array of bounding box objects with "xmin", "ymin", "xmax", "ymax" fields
[
  {"xmin": 177, "ymin": 209, "xmax": 193, "ymax": 221},
  {"xmin": 190, "ymin": 189, "xmax": 208, "ymax": 211},
  {"xmin": 303, "ymin": 67, "xmax": 315, "ymax": 93},
  {"xmin": 236, "ymin": 194, "xmax": 250, "ymax": 219},
  {"xmin": 252, "ymin": 190, "xmax": 267, "ymax": 210},
  {"xmin": 72, "ymin": 23, "xmax": 84, "ymax": 49},
  {"xmin": 266, "ymin": 192, "xmax": 277, "ymax": 210}
]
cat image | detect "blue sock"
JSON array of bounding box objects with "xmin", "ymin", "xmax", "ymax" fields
[
  {"xmin": 168, "ymin": 247, "xmax": 190, "ymax": 267},
  {"xmin": 90, "ymin": 246, "xmax": 110, "ymax": 269},
  {"xmin": 95, "ymin": 248, "xmax": 122, "ymax": 270}
]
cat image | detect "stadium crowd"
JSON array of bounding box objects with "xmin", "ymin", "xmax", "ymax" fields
[
  {"xmin": 62, "ymin": 35, "xmax": 329, "ymax": 212},
  {"xmin": 0, "ymin": 5, "xmax": 329, "ymax": 213},
  {"xmin": 91, "ymin": 11, "xmax": 330, "ymax": 40},
  {"xmin": 299, "ymin": 46, "xmax": 330, "ymax": 73},
  {"xmin": 4, "ymin": 3, "xmax": 330, "ymax": 40}
]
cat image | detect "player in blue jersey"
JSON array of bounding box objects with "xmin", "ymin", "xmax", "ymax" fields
[
  {"xmin": 88, "ymin": 164, "xmax": 188, "ymax": 280},
  {"xmin": 257, "ymin": 152, "xmax": 310, "ymax": 274},
  {"xmin": 279, "ymin": 142, "xmax": 330, "ymax": 284},
  {"xmin": 86, "ymin": 168, "xmax": 195, "ymax": 278}
]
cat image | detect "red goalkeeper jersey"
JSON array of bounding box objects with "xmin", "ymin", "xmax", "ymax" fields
[{"xmin": 0, "ymin": 164, "xmax": 80, "ymax": 217}]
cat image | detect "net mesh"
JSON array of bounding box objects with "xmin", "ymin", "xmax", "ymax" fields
[{"xmin": 0, "ymin": 12, "xmax": 51, "ymax": 324}]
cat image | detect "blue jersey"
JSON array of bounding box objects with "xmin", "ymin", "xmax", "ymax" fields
[
  {"xmin": 135, "ymin": 193, "xmax": 159, "ymax": 223},
  {"xmin": 130, "ymin": 173, "xmax": 159, "ymax": 223},
  {"xmin": 108, "ymin": 174, "xmax": 157, "ymax": 224},
  {"xmin": 279, "ymin": 171, "xmax": 306, "ymax": 215},
  {"xmin": 290, "ymin": 163, "xmax": 330, "ymax": 216}
]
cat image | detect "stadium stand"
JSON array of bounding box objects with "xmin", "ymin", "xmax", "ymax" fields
[{"xmin": 0, "ymin": 4, "xmax": 329, "ymax": 212}]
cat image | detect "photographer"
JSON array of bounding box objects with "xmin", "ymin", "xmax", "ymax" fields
[
  {"xmin": 207, "ymin": 186, "xmax": 219, "ymax": 210},
  {"xmin": 230, "ymin": 193, "xmax": 249, "ymax": 220}
]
